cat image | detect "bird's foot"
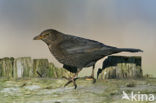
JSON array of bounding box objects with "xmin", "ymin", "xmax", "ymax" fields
[
  {"xmin": 62, "ymin": 76, "xmax": 78, "ymax": 89},
  {"xmin": 83, "ymin": 76, "xmax": 96, "ymax": 84}
]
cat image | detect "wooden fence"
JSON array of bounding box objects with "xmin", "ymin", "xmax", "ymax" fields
[
  {"xmin": 0, "ymin": 56, "xmax": 142, "ymax": 79},
  {"xmin": 97, "ymin": 56, "xmax": 143, "ymax": 79},
  {"xmin": 0, "ymin": 57, "xmax": 71, "ymax": 79}
]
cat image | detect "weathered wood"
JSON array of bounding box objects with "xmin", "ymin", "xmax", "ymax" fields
[
  {"xmin": 0, "ymin": 57, "xmax": 73, "ymax": 79},
  {"xmin": 33, "ymin": 59, "xmax": 49, "ymax": 77},
  {"xmin": 48, "ymin": 63, "xmax": 58, "ymax": 78},
  {"xmin": 48, "ymin": 63, "xmax": 72, "ymax": 78},
  {"xmin": 0, "ymin": 57, "xmax": 14, "ymax": 78},
  {"xmin": 97, "ymin": 56, "xmax": 143, "ymax": 79},
  {"xmin": 56, "ymin": 68, "xmax": 72, "ymax": 78},
  {"xmin": 13, "ymin": 57, "xmax": 33, "ymax": 78},
  {"xmin": 0, "ymin": 56, "xmax": 143, "ymax": 79},
  {"xmin": 33, "ymin": 59, "xmax": 72, "ymax": 78}
]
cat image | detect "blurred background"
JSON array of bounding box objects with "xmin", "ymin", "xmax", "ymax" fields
[{"xmin": 0, "ymin": 0, "xmax": 155, "ymax": 77}]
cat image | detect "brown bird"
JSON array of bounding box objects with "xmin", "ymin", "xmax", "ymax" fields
[{"xmin": 33, "ymin": 29, "xmax": 143, "ymax": 89}]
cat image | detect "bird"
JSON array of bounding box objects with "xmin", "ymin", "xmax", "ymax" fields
[{"xmin": 33, "ymin": 29, "xmax": 143, "ymax": 89}]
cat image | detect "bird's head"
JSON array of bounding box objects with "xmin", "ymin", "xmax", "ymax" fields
[{"xmin": 33, "ymin": 29, "xmax": 59, "ymax": 44}]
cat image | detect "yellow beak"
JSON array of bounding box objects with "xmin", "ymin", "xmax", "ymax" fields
[{"xmin": 33, "ymin": 35, "xmax": 44, "ymax": 40}]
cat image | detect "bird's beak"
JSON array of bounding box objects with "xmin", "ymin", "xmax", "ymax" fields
[{"xmin": 33, "ymin": 35, "xmax": 44, "ymax": 40}]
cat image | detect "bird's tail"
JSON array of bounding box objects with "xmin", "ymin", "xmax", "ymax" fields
[{"xmin": 118, "ymin": 48, "xmax": 143, "ymax": 53}]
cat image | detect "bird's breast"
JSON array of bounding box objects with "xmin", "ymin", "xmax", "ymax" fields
[{"xmin": 48, "ymin": 44, "xmax": 67, "ymax": 63}]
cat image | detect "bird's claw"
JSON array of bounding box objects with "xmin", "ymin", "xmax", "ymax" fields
[
  {"xmin": 63, "ymin": 77, "xmax": 78, "ymax": 89},
  {"xmin": 84, "ymin": 76, "xmax": 96, "ymax": 84},
  {"xmin": 92, "ymin": 78, "xmax": 96, "ymax": 84}
]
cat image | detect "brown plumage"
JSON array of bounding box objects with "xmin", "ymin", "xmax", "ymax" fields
[{"xmin": 33, "ymin": 29, "xmax": 143, "ymax": 89}]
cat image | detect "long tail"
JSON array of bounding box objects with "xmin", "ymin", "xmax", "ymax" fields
[{"xmin": 118, "ymin": 48, "xmax": 143, "ymax": 53}]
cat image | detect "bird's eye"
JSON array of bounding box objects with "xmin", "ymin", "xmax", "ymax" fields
[{"xmin": 43, "ymin": 33, "xmax": 49, "ymax": 37}]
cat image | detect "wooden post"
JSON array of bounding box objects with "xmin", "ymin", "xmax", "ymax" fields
[
  {"xmin": 97, "ymin": 56, "xmax": 143, "ymax": 79},
  {"xmin": 48, "ymin": 63, "xmax": 58, "ymax": 78},
  {"xmin": 0, "ymin": 57, "xmax": 78, "ymax": 79},
  {"xmin": 0, "ymin": 57, "xmax": 14, "ymax": 78},
  {"xmin": 33, "ymin": 59, "xmax": 49, "ymax": 77},
  {"xmin": 13, "ymin": 57, "xmax": 33, "ymax": 78},
  {"xmin": 48, "ymin": 63, "xmax": 72, "ymax": 78}
]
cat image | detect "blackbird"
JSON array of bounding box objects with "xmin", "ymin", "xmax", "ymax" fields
[{"xmin": 33, "ymin": 29, "xmax": 143, "ymax": 89}]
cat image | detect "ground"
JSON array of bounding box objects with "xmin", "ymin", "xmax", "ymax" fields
[{"xmin": 0, "ymin": 78, "xmax": 156, "ymax": 103}]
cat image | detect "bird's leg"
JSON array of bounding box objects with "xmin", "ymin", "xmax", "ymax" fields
[
  {"xmin": 85, "ymin": 64, "xmax": 96, "ymax": 83},
  {"xmin": 64, "ymin": 68, "xmax": 81, "ymax": 89},
  {"xmin": 91, "ymin": 64, "xmax": 96, "ymax": 83}
]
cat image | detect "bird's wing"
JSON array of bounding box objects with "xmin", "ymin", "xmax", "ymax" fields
[
  {"xmin": 57, "ymin": 35, "xmax": 119, "ymax": 67},
  {"xmin": 59, "ymin": 35, "xmax": 114, "ymax": 55}
]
